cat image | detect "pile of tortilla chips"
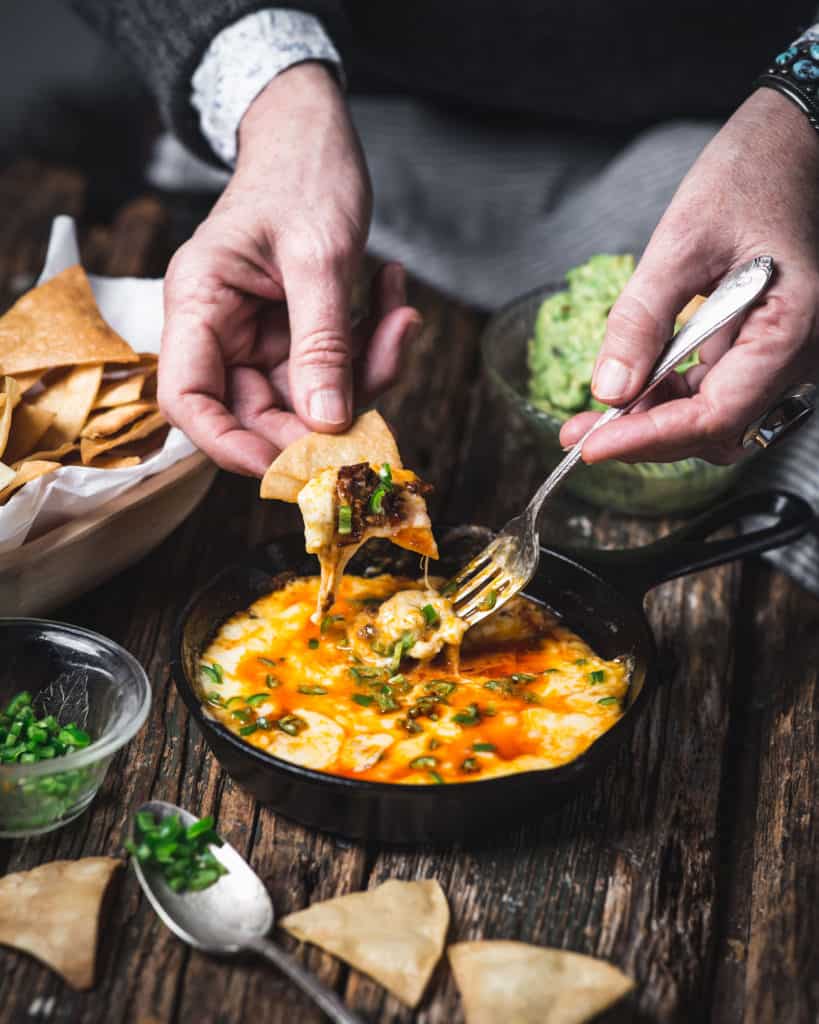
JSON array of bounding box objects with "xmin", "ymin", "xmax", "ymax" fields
[{"xmin": 0, "ymin": 265, "xmax": 168, "ymax": 505}]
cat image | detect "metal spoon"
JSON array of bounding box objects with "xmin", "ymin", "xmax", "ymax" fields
[{"xmin": 130, "ymin": 800, "xmax": 363, "ymax": 1024}]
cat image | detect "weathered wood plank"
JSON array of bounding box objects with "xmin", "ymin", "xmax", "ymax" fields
[{"xmin": 710, "ymin": 565, "xmax": 819, "ymax": 1024}]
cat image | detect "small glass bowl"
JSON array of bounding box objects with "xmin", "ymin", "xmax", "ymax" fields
[
  {"xmin": 481, "ymin": 286, "xmax": 753, "ymax": 517},
  {"xmin": 0, "ymin": 619, "xmax": 151, "ymax": 837}
]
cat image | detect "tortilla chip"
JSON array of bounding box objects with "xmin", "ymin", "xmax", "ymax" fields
[
  {"xmin": 0, "ymin": 857, "xmax": 122, "ymax": 990},
  {"xmin": 393, "ymin": 525, "xmax": 438, "ymax": 559},
  {"xmin": 93, "ymin": 373, "xmax": 149, "ymax": 409},
  {"xmin": 0, "ymin": 460, "xmax": 60, "ymax": 503},
  {"xmin": 79, "ymin": 409, "xmax": 166, "ymax": 464},
  {"xmin": 281, "ymin": 879, "xmax": 448, "ymax": 1007},
  {"xmin": 93, "ymin": 355, "xmax": 157, "ymax": 409},
  {"xmin": 4, "ymin": 402, "xmax": 56, "ymax": 463},
  {"xmin": 678, "ymin": 294, "xmax": 707, "ymax": 326},
  {"xmin": 0, "ymin": 378, "xmax": 22, "ymax": 459},
  {"xmin": 13, "ymin": 442, "xmax": 76, "ymax": 465},
  {"xmin": 0, "ymin": 462, "xmax": 14, "ymax": 491},
  {"xmin": 32, "ymin": 364, "xmax": 103, "ymax": 447},
  {"xmin": 13, "ymin": 370, "xmax": 43, "ymax": 394},
  {"xmin": 0, "ymin": 265, "xmax": 138, "ymax": 376},
  {"xmin": 86, "ymin": 453, "xmax": 141, "ymax": 469},
  {"xmin": 448, "ymin": 941, "xmax": 634, "ymax": 1024},
  {"xmin": 81, "ymin": 400, "xmax": 157, "ymax": 439},
  {"xmin": 261, "ymin": 410, "xmax": 402, "ymax": 502}
]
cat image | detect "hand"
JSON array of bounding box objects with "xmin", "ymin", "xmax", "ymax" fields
[
  {"xmin": 158, "ymin": 63, "xmax": 422, "ymax": 476},
  {"xmin": 560, "ymin": 89, "xmax": 819, "ymax": 465}
]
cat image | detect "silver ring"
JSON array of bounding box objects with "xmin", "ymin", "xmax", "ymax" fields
[{"xmin": 741, "ymin": 382, "xmax": 816, "ymax": 449}]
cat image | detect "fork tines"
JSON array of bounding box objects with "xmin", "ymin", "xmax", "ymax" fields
[{"xmin": 445, "ymin": 536, "xmax": 519, "ymax": 623}]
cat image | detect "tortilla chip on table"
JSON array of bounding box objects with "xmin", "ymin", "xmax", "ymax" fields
[
  {"xmin": 448, "ymin": 940, "xmax": 634, "ymax": 1024},
  {"xmin": 0, "ymin": 857, "xmax": 122, "ymax": 989},
  {"xmin": 281, "ymin": 879, "xmax": 449, "ymax": 1007}
]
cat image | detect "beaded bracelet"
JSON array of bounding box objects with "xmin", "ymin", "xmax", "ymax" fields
[{"xmin": 755, "ymin": 31, "xmax": 819, "ymax": 134}]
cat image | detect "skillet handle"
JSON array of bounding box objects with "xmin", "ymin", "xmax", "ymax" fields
[{"xmin": 570, "ymin": 489, "xmax": 815, "ymax": 596}]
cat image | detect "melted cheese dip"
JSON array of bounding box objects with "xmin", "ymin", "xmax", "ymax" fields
[{"xmin": 199, "ymin": 575, "xmax": 630, "ymax": 784}]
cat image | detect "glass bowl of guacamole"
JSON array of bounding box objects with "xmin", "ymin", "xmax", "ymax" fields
[{"xmin": 481, "ymin": 254, "xmax": 753, "ymax": 517}]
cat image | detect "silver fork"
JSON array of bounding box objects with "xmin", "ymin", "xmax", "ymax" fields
[{"xmin": 446, "ymin": 255, "xmax": 775, "ymax": 626}]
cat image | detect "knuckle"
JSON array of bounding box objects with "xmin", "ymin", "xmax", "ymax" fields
[
  {"xmin": 284, "ymin": 226, "xmax": 358, "ymax": 275},
  {"xmin": 292, "ymin": 329, "xmax": 351, "ymax": 369},
  {"xmin": 605, "ymin": 294, "xmax": 663, "ymax": 356}
]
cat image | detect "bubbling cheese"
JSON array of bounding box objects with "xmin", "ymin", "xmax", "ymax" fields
[{"xmin": 199, "ymin": 575, "xmax": 630, "ymax": 785}]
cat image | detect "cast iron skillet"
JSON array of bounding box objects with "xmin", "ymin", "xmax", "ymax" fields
[{"xmin": 171, "ymin": 489, "xmax": 812, "ymax": 844}]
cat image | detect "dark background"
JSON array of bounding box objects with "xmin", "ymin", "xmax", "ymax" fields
[{"xmin": 0, "ymin": 2, "xmax": 156, "ymax": 220}]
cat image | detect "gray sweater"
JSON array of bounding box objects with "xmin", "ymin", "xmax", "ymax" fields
[{"xmin": 70, "ymin": 0, "xmax": 816, "ymax": 162}]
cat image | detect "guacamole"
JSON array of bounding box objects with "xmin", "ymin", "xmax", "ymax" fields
[{"xmin": 527, "ymin": 253, "xmax": 694, "ymax": 417}]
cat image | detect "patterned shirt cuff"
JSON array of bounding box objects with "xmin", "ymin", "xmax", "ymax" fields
[{"xmin": 191, "ymin": 8, "xmax": 344, "ymax": 166}]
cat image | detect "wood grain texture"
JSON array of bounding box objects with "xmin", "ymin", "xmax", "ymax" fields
[{"xmin": 0, "ymin": 161, "xmax": 816, "ymax": 1024}]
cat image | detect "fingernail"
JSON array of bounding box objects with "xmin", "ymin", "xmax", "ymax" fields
[
  {"xmin": 593, "ymin": 358, "xmax": 631, "ymax": 401},
  {"xmin": 309, "ymin": 389, "xmax": 349, "ymax": 425}
]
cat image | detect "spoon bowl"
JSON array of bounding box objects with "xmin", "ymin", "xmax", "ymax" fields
[
  {"xmin": 131, "ymin": 800, "xmax": 273, "ymax": 953},
  {"xmin": 130, "ymin": 800, "xmax": 363, "ymax": 1023}
]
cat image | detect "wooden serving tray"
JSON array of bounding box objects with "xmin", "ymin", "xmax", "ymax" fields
[{"xmin": 0, "ymin": 452, "xmax": 217, "ymax": 616}]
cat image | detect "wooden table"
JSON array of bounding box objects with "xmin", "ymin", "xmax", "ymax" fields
[{"xmin": 0, "ymin": 161, "xmax": 816, "ymax": 1024}]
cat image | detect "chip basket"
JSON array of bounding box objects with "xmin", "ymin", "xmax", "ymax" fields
[{"xmin": 0, "ymin": 452, "xmax": 216, "ymax": 616}]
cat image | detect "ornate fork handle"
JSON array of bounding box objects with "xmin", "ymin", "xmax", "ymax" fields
[{"xmin": 523, "ymin": 255, "xmax": 775, "ymax": 528}]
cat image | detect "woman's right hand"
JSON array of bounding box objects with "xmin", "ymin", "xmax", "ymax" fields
[{"xmin": 158, "ymin": 62, "xmax": 422, "ymax": 476}]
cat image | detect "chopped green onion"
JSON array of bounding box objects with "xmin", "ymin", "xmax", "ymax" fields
[
  {"xmin": 201, "ymin": 663, "xmax": 224, "ymax": 686},
  {"xmin": 257, "ymin": 657, "xmax": 277, "ymax": 668},
  {"xmin": 453, "ymin": 703, "xmax": 481, "ymax": 727},
  {"xmin": 574, "ymin": 658, "xmax": 588, "ymax": 666},
  {"xmin": 298, "ymin": 685, "xmax": 328, "ymax": 695},
  {"xmin": 588, "ymin": 670, "xmax": 606, "ymax": 684},
  {"xmin": 352, "ymin": 694, "xmax": 374, "ymax": 707},
  {"xmin": 265, "ymin": 674, "xmax": 281, "ymax": 689},
  {"xmin": 245, "ymin": 693, "xmax": 270, "ymax": 706},
  {"xmin": 379, "ymin": 463, "xmax": 393, "ymax": 486},
  {"xmin": 321, "ymin": 614, "xmax": 345, "ymax": 633},
  {"xmin": 224, "ymin": 696, "xmax": 245, "ymax": 708},
  {"xmin": 427, "ymin": 770, "xmax": 445, "ymax": 784},
  {"xmin": 239, "ymin": 723, "xmax": 258, "ymax": 736},
  {"xmin": 230, "ymin": 708, "xmax": 252, "ymax": 723},
  {"xmin": 368, "ymin": 484, "xmax": 388, "ymax": 515},
  {"xmin": 308, "ymin": 638, "xmax": 320, "ymax": 650},
  {"xmin": 597, "ymin": 696, "xmax": 621, "ymax": 707},
  {"xmin": 424, "ymin": 680, "xmax": 457, "ymax": 701},
  {"xmin": 185, "ymin": 816, "xmax": 215, "ymax": 840},
  {"xmin": 206, "ymin": 692, "xmax": 225, "ymax": 707},
  {"xmin": 473, "ymin": 742, "xmax": 495, "ymax": 752},
  {"xmin": 421, "ymin": 603, "xmax": 440, "ymax": 628},
  {"xmin": 482, "ymin": 590, "xmax": 498, "ymax": 611},
  {"xmin": 439, "ymin": 580, "xmax": 458, "ymax": 597},
  {"xmin": 409, "ymin": 755, "xmax": 437, "ymax": 769},
  {"xmin": 390, "ymin": 631, "xmax": 416, "ymax": 671},
  {"xmin": 428, "ymin": 738, "xmax": 441, "ymax": 750},
  {"xmin": 337, "ymin": 504, "xmax": 353, "ymax": 534},
  {"xmin": 277, "ymin": 714, "xmax": 307, "ymax": 737},
  {"xmin": 461, "ymin": 757, "xmax": 481, "ymax": 774},
  {"xmin": 375, "ymin": 685, "xmax": 400, "ymax": 714},
  {"xmin": 127, "ymin": 811, "xmax": 227, "ymax": 893}
]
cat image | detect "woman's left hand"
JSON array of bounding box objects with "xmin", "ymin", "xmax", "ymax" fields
[{"xmin": 560, "ymin": 88, "xmax": 819, "ymax": 465}]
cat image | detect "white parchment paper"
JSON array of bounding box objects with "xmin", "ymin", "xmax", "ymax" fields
[{"xmin": 0, "ymin": 216, "xmax": 196, "ymax": 552}]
